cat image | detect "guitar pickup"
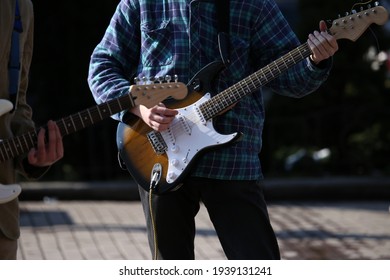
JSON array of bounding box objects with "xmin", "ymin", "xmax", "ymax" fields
[
  {"xmin": 147, "ymin": 131, "xmax": 167, "ymax": 155},
  {"xmin": 177, "ymin": 115, "xmax": 191, "ymax": 135}
]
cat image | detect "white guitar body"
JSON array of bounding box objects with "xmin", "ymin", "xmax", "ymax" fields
[
  {"xmin": 0, "ymin": 99, "xmax": 13, "ymax": 116},
  {"xmin": 0, "ymin": 99, "xmax": 22, "ymax": 203},
  {"xmin": 0, "ymin": 184, "xmax": 22, "ymax": 204},
  {"xmin": 157, "ymin": 93, "xmax": 238, "ymax": 184}
]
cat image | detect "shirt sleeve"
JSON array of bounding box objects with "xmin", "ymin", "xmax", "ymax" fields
[
  {"xmin": 250, "ymin": 0, "xmax": 332, "ymax": 98},
  {"xmin": 87, "ymin": 0, "xmax": 141, "ymax": 121}
]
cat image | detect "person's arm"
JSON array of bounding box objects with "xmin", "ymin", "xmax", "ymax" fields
[
  {"xmin": 250, "ymin": 1, "xmax": 338, "ymax": 98},
  {"xmin": 13, "ymin": 0, "xmax": 64, "ymax": 179},
  {"xmin": 88, "ymin": 0, "xmax": 141, "ymax": 122}
]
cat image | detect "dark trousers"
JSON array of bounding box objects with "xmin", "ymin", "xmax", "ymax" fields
[
  {"xmin": 0, "ymin": 230, "xmax": 17, "ymax": 260},
  {"xmin": 138, "ymin": 177, "xmax": 280, "ymax": 260}
]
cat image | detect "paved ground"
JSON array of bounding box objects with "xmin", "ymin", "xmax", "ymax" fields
[{"xmin": 17, "ymin": 199, "xmax": 390, "ymax": 260}]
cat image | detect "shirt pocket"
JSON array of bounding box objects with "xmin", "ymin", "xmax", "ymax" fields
[{"xmin": 140, "ymin": 20, "xmax": 173, "ymax": 67}]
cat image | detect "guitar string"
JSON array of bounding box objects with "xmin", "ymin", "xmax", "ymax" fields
[
  {"xmin": 2, "ymin": 40, "xmax": 310, "ymax": 160},
  {"xmin": 3, "ymin": 39, "xmax": 308, "ymax": 161},
  {"xmin": 163, "ymin": 2, "xmax": 380, "ymax": 141},
  {"xmin": 158, "ymin": 43, "xmax": 311, "ymax": 145},
  {"xmin": 0, "ymin": 89, "xmax": 142, "ymax": 162},
  {"xmin": 0, "ymin": 43, "xmax": 304, "ymax": 162},
  {"xmin": 1, "ymin": 6, "xmax": 376, "ymax": 161}
]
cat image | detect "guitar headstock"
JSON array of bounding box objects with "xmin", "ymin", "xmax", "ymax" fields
[
  {"xmin": 129, "ymin": 76, "xmax": 188, "ymax": 108},
  {"xmin": 329, "ymin": 3, "xmax": 389, "ymax": 42}
]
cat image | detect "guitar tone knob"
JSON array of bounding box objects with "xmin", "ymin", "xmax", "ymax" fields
[
  {"xmin": 171, "ymin": 159, "xmax": 179, "ymax": 167},
  {"xmin": 168, "ymin": 172, "xmax": 177, "ymax": 180},
  {"xmin": 171, "ymin": 145, "xmax": 180, "ymax": 153}
]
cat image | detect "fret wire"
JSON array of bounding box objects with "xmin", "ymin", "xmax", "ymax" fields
[
  {"xmin": 15, "ymin": 137, "xmax": 23, "ymax": 155},
  {"xmin": 3, "ymin": 142, "xmax": 11, "ymax": 159},
  {"xmin": 87, "ymin": 107, "xmax": 99, "ymax": 123},
  {"xmin": 26, "ymin": 132, "xmax": 36, "ymax": 151},
  {"xmin": 101, "ymin": 105, "xmax": 110, "ymax": 118},
  {"xmin": 1, "ymin": 143, "xmax": 10, "ymax": 160},
  {"xmin": 20, "ymin": 134, "xmax": 29, "ymax": 154},
  {"xmin": 73, "ymin": 113, "xmax": 83, "ymax": 131},
  {"xmin": 280, "ymin": 56, "xmax": 290, "ymax": 71},
  {"xmin": 87, "ymin": 109, "xmax": 94, "ymax": 124},
  {"xmin": 106, "ymin": 103, "xmax": 112, "ymax": 116},
  {"xmin": 79, "ymin": 111, "xmax": 89, "ymax": 126},
  {"xmin": 65, "ymin": 118, "xmax": 74, "ymax": 134},
  {"xmin": 78, "ymin": 112, "xmax": 86, "ymax": 128},
  {"xmin": 9, "ymin": 139, "xmax": 18, "ymax": 158},
  {"xmin": 81, "ymin": 111, "xmax": 91, "ymax": 126},
  {"xmin": 116, "ymin": 97, "xmax": 124, "ymax": 111},
  {"xmin": 96, "ymin": 105, "xmax": 103, "ymax": 120},
  {"xmin": 7, "ymin": 140, "xmax": 16, "ymax": 159},
  {"xmin": 61, "ymin": 119, "xmax": 69, "ymax": 135},
  {"xmin": 0, "ymin": 91, "xmax": 137, "ymax": 163},
  {"xmin": 267, "ymin": 65, "xmax": 275, "ymax": 78},
  {"xmin": 201, "ymin": 43, "xmax": 313, "ymax": 120},
  {"xmin": 69, "ymin": 116, "xmax": 77, "ymax": 133},
  {"xmin": 0, "ymin": 146, "xmax": 5, "ymax": 161}
]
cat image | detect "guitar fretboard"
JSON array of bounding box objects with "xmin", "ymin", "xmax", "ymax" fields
[
  {"xmin": 199, "ymin": 42, "xmax": 311, "ymax": 120},
  {"xmin": 0, "ymin": 93, "xmax": 135, "ymax": 163}
]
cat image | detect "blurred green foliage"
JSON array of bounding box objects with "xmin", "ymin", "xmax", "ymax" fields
[{"xmin": 262, "ymin": 0, "xmax": 390, "ymax": 177}]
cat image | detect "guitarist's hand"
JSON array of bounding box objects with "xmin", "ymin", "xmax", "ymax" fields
[
  {"xmin": 27, "ymin": 120, "xmax": 64, "ymax": 167},
  {"xmin": 134, "ymin": 103, "xmax": 178, "ymax": 132},
  {"xmin": 308, "ymin": 20, "xmax": 339, "ymax": 64}
]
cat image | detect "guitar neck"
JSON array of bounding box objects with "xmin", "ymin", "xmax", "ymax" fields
[
  {"xmin": 57, "ymin": 93, "xmax": 134, "ymax": 136},
  {"xmin": 0, "ymin": 93, "xmax": 134, "ymax": 163},
  {"xmin": 200, "ymin": 42, "xmax": 311, "ymax": 120},
  {"xmin": 199, "ymin": 4, "xmax": 390, "ymax": 119}
]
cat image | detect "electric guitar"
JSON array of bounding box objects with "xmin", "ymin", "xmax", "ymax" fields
[
  {"xmin": 117, "ymin": 4, "xmax": 389, "ymax": 194},
  {"xmin": 0, "ymin": 81, "xmax": 187, "ymax": 203}
]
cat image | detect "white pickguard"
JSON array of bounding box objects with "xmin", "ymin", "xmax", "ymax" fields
[
  {"xmin": 160, "ymin": 93, "xmax": 238, "ymax": 184},
  {"xmin": 0, "ymin": 99, "xmax": 22, "ymax": 203}
]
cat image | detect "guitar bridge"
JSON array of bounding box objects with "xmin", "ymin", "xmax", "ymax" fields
[{"xmin": 147, "ymin": 131, "xmax": 167, "ymax": 155}]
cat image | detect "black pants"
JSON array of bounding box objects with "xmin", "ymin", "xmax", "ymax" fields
[{"xmin": 138, "ymin": 177, "xmax": 280, "ymax": 260}]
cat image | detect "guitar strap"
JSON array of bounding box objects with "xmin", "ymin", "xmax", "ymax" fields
[
  {"xmin": 8, "ymin": 0, "xmax": 23, "ymax": 111},
  {"xmin": 215, "ymin": 0, "xmax": 230, "ymax": 66}
]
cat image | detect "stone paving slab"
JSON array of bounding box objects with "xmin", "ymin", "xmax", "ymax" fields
[{"xmin": 17, "ymin": 200, "xmax": 390, "ymax": 260}]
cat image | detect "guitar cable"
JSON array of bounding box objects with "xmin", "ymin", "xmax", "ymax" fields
[
  {"xmin": 148, "ymin": 187, "xmax": 158, "ymax": 260},
  {"xmin": 149, "ymin": 170, "xmax": 160, "ymax": 260}
]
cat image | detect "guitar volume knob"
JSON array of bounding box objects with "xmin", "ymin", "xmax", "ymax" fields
[{"xmin": 171, "ymin": 145, "xmax": 180, "ymax": 153}]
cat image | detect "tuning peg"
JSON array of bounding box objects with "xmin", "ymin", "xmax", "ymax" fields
[
  {"xmin": 374, "ymin": 1, "xmax": 379, "ymax": 7},
  {"xmin": 158, "ymin": 76, "xmax": 164, "ymax": 84},
  {"xmin": 174, "ymin": 74, "xmax": 178, "ymax": 83},
  {"xmin": 165, "ymin": 75, "xmax": 171, "ymax": 83}
]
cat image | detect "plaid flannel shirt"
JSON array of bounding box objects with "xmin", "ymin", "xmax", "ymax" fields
[{"xmin": 88, "ymin": 0, "xmax": 331, "ymax": 181}]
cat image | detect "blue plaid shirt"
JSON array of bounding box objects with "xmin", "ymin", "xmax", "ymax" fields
[{"xmin": 88, "ymin": 0, "xmax": 331, "ymax": 181}]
